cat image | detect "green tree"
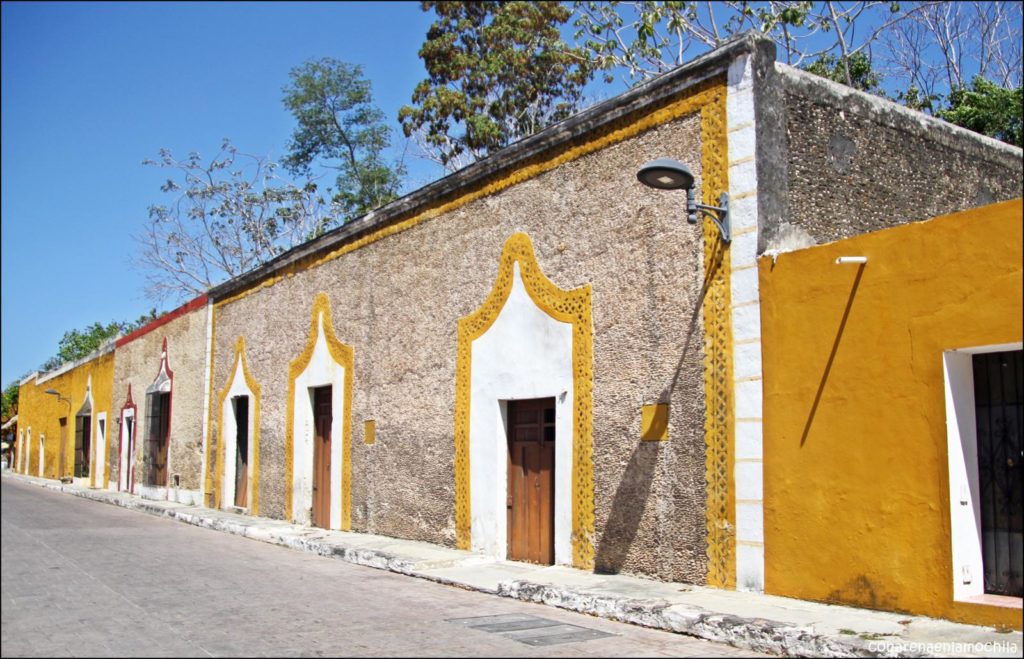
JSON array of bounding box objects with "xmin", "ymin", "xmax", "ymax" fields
[
  {"xmin": 282, "ymin": 58, "xmax": 404, "ymax": 219},
  {"xmin": 399, "ymin": 1, "xmax": 594, "ymax": 171},
  {"xmin": 36, "ymin": 310, "xmax": 161, "ymax": 373},
  {"xmin": 39, "ymin": 322, "xmax": 124, "ymax": 372},
  {"xmin": 939, "ymin": 76, "xmax": 1023, "ymax": 147},
  {"xmin": 803, "ymin": 52, "xmax": 883, "ymax": 93},
  {"xmin": 1, "ymin": 381, "xmax": 18, "ymax": 426}
]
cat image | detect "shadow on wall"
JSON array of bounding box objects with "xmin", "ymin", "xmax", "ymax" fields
[
  {"xmin": 595, "ymin": 240, "xmax": 727, "ymax": 574},
  {"xmin": 595, "ymin": 440, "xmax": 662, "ymax": 573},
  {"xmin": 800, "ymin": 263, "xmax": 865, "ymax": 447},
  {"xmin": 659, "ymin": 238, "xmax": 725, "ymax": 406}
]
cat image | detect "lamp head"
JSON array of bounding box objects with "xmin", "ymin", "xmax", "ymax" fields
[
  {"xmin": 636, "ymin": 158, "xmax": 695, "ymax": 191},
  {"xmin": 44, "ymin": 389, "xmax": 60, "ymax": 396}
]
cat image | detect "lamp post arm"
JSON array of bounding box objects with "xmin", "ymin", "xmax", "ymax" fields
[{"xmin": 686, "ymin": 191, "xmax": 730, "ymax": 243}]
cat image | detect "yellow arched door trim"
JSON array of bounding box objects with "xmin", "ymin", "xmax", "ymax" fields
[
  {"xmin": 215, "ymin": 336, "xmax": 262, "ymax": 515},
  {"xmin": 284, "ymin": 292, "xmax": 354, "ymax": 529},
  {"xmin": 454, "ymin": 232, "xmax": 595, "ymax": 569}
]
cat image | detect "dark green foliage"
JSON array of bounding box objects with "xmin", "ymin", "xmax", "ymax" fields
[
  {"xmin": 37, "ymin": 310, "xmax": 160, "ymax": 373},
  {"xmin": 803, "ymin": 52, "xmax": 883, "ymax": 93},
  {"xmin": 939, "ymin": 77, "xmax": 1023, "ymax": 148},
  {"xmin": 399, "ymin": 1, "xmax": 594, "ymax": 170},
  {"xmin": 896, "ymin": 86, "xmax": 940, "ymax": 114},
  {"xmin": 1, "ymin": 382, "xmax": 18, "ymax": 426},
  {"xmin": 282, "ymin": 58, "xmax": 403, "ymax": 220}
]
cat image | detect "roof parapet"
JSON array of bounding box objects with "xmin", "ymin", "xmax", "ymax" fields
[
  {"xmin": 36, "ymin": 337, "xmax": 118, "ymax": 385},
  {"xmin": 209, "ymin": 32, "xmax": 775, "ymax": 301}
]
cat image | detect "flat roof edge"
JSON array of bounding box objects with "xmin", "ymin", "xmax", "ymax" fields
[
  {"xmin": 115, "ymin": 294, "xmax": 209, "ymax": 348},
  {"xmin": 209, "ymin": 32, "xmax": 770, "ymax": 301},
  {"xmin": 35, "ymin": 338, "xmax": 117, "ymax": 385},
  {"xmin": 775, "ymin": 63, "xmax": 1024, "ymax": 162}
]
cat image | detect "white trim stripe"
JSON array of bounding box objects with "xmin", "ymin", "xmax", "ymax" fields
[{"xmin": 727, "ymin": 52, "xmax": 764, "ymax": 593}]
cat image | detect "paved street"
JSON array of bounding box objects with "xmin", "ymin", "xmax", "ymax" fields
[{"xmin": 1, "ymin": 478, "xmax": 764, "ymax": 657}]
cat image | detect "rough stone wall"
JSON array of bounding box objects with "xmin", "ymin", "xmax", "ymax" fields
[
  {"xmin": 211, "ymin": 114, "xmax": 711, "ymax": 583},
  {"xmin": 759, "ymin": 64, "xmax": 1023, "ymax": 253},
  {"xmin": 109, "ymin": 306, "xmax": 208, "ymax": 491}
]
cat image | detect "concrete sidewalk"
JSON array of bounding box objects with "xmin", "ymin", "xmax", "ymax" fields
[{"xmin": 5, "ymin": 471, "xmax": 1020, "ymax": 658}]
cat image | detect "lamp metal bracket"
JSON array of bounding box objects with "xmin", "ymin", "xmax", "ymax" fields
[{"xmin": 687, "ymin": 191, "xmax": 730, "ymax": 243}]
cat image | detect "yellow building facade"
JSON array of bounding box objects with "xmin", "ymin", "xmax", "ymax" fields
[
  {"xmin": 760, "ymin": 199, "xmax": 1023, "ymax": 629},
  {"xmin": 17, "ymin": 343, "xmax": 116, "ymax": 488}
]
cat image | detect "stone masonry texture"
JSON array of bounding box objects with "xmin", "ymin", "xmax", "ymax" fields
[
  {"xmin": 109, "ymin": 306, "xmax": 208, "ymax": 492},
  {"xmin": 210, "ymin": 114, "xmax": 711, "ymax": 584},
  {"xmin": 763, "ymin": 65, "xmax": 1023, "ymax": 252}
]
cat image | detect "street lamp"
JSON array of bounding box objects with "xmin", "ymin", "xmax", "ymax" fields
[
  {"xmin": 44, "ymin": 388, "xmax": 71, "ymax": 409},
  {"xmin": 636, "ymin": 158, "xmax": 731, "ymax": 243}
]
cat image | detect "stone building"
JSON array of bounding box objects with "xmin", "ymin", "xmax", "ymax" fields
[
  {"xmin": 108, "ymin": 294, "xmax": 210, "ymax": 504},
  {"xmin": 12, "ymin": 32, "xmax": 1022, "ymax": 629},
  {"xmin": 202, "ymin": 30, "xmax": 1022, "ymax": 616}
]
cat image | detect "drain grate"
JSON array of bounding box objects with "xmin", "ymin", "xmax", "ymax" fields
[{"xmin": 447, "ymin": 614, "xmax": 615, "ymax": 646}]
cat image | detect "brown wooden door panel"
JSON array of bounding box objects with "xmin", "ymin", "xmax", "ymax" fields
[
  {"xmin": 146, "ymin": 392, "xmax": 170, "ymax": 487},
  {"xmin": 539, "ymin": 437, "xmax": 555, "ymax": 565},
  {"xmin": 312, "ymin": 386, "xmax": 332, "ymax": 528},
  {"xmin": 507, "ymin": 398, "xmax": 556, "ymax": 565}
]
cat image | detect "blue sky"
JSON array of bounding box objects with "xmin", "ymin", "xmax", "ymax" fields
[
  {"xmin": 2, "ymin": 1, "xmax": 1015, "ymax": 388},
  {"xmin": 1, "ymin": 1, "xmax": 445, "ymax": 386}
]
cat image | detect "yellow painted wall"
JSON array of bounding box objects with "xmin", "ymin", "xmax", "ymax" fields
[
  {"xmin": 760, "ymin": 198, "xmax": 1023, "ymax": 629},
  {"xmin": 17, "ymin": 350, "xmax": 115, "ymax": 485}
]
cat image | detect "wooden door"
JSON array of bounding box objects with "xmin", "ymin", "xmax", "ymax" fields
[
  {"xmin": 507, "ymin": 398, "xmax": 556, "ymax": 565},
  {"xmin": 234, "ymin": 396, "xmax": 249, "ymax": 508},
  {"xmin": 312, "ymin": 386, "xmax": 333, "ymax": 529},
  {"xmin": 146, "ymin": 393, "xmax": 170, "ymax": 487},
  {"xmin": 74, "ymin": 415, "xmax": 91, "ymax": 478}
]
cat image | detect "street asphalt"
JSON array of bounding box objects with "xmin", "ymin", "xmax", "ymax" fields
[{"xmin": 1, "ymin": 477, "xmax": 765, "ymax": 657}]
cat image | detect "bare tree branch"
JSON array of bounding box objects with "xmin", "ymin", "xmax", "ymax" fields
[{"xmin": 132, "ymin": 140, "xmax": 338, "ymax": 304}]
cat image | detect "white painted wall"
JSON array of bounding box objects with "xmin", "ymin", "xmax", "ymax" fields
[
  {"xmin": 135, "ymin": 484, "xmax": 201, "ymax": 505},
  {"xmin": 469, "ymin": 263, "xmax": 574, "ymax": 564},
  {"xmin": 291, "ymin": 312, "xmax": 347, "ymax": 528},
  {"xmin": 94, "ymin": 413, "xmax": 107, "ymax": 488},
  {"xmin": 944, "ymin": 342, "xmax": 1023, "ymax": 601},
  {"xmin": 119, "ymin": 409, "xmax": 134, "ymax": 492},
  {"xmin": 221, "ymin": 357, "xmax": 255, "ymax": 510},
  {"xmin": 727, "ymin": 52, "xmax": 765, "ymax": 592}
]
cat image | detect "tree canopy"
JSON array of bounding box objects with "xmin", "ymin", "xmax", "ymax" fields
[
  {"xmin": 1, "ymin": 382, "xmax": 17, "ymax": 428},
  {"xmin": 399, "ymin": 1, "xmax": 594, "ymax": 172},
  {"xmin": 36, "ymin": 310, "xmax": 160, "ymax": 373},
  {"xmin": 939, "ymin": 76, "xmax": 1023, "ymax": 147},
  {"xmin": 282, "ymin": 58, "xmax": 404, "ymax": 219}
]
